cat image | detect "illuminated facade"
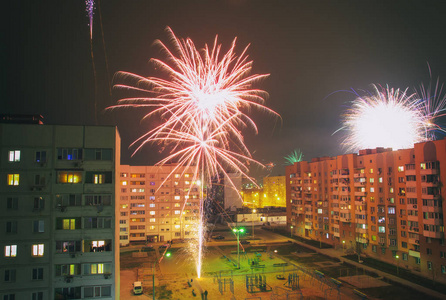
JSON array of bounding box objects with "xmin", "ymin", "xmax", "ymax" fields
[
  {"xmin": 262, "ymin": 176, "xmax": 286, "ymax": 207},
  {"xmin": 118, "ymin": 165, "xmax": 201, "ymax": 245},
  {"xmin": 0, "ymin": 124, "xmax": 120, "ymax": 299},
  {"xmin": 286, "ymin": 140, "xmax": 446, "ymax": 281}
]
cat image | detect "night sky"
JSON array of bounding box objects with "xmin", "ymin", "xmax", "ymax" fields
[{"xmin": 4, "ymin": 0, "xmax": 446, "ymax": 179}]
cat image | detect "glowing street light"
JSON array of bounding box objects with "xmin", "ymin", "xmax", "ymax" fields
[
  {"xmin": 395, "ymin": 255, "xmax": 400, "ymax": 276},
  {"xmin": 342, "ymin": 240, "xmax": 346, "ymax": 254},
  {"xmin": 233, "ymin": 227, "xmax": 245, "ymax": 269},
  {"xmin": 290, "ymin": 225, "xmax": 294, "ymax": 237},
  {"xmin": 252, "ymin": 208, "xmax": 256, "ymax": 240}
]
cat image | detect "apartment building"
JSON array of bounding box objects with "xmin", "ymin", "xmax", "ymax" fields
[
  {"xmin": 286, "ymin": 139, "xmax": 446, "ymax": 281},
  {"xmin": 262, "ymin": 176, "xmax": 286, "ymax": 207},
  {"xmin": 118, "ymin": 165, "xmax": 201, "ymax": 245},
  {"xmin": 0, "ymin": 123, "xmax": 120, "ymax": 299}
]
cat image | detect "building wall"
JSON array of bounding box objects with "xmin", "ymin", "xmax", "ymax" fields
[
  {"xmin": 262, "ymin": 176, "xmax": 286, "ymax": 207},
  {"xmin": 286, "ymin": 141, "xmax": 446, "ymax": 282},
  {"xmin": 118, "ymin": 165, "xmax": 201, "ymax": 245},
  {"xmin": 224, "ymin": 173, "xmax": 242, "ymax": 211},
  {"xmin": 0, "ymin": 124, "xmax": 120, "ymax": 299}
]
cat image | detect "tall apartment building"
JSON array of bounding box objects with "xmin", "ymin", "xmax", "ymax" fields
[
  {"xmin": 0, "ymin": 123, "xmax": 120, "ymax": 299},
  {"xmin": 286, "ymin": 139, "xmax": 446, "ymax": 281},
  {"xmin": 118, "ymin": 165, "xmax": 201, "ymax": 245}
]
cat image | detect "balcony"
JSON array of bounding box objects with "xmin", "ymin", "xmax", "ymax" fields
[
  {"xmin": 356, "ymin": 237, "xmax": 368, "ymax": 244},
  {"xmin": 424, "ymin": 231, "xmax": 444, "ymax": 239}
]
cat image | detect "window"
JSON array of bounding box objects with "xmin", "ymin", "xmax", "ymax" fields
[
  {"xmin": 7, "ymin": 174, "xmax": 19, "ymax": 186},
  {"xmin": 6, "ymin": 221, "xmax": 17, "ymax": 233},
  {"xmin": 32, "ymin": 292, "xmax": 43, "ymax": 300},
  {"xmin": 4, "ymin": 269, "xmax": 16, "ymax": 282},
  {"xmin": 372, "ymin": 245, "xmax": 377, "ymax": 252},
  {"xmin": 33, "ymin": 220, "xmax": 44, "ymax": 233},
  {"xmin": 427, "ymin": 261, "xmax": 433, "ymax": 270},
  {"xmin": 442, "ymin": 265, "xmax": 446, "ymax": 274},
  {"xmin": 84, "ymin": 263, "xmax": 111, "ymax": 275},
  {"xmin": 57, "ymin": 148, "xmax": 82, "ymax": 160},
  {"xmin": 401, "ymin": 242, "xmax": 407, "ymax": 248},
  {"xmin": 35, "ymin": 151, "xmax": 47, "ymax": 163},
  {"xmin": 3, "ymin": 294, "xmax": 15, "ymax": 300},
  {"xmin": 32, "ymin": 268, "xmax": 43, "ymax": 280},
  {"xmin": 57, "ymin": 171, "xmax": 82, "ymax": 183},
  {"xmin": 55, "ymin": 241, "xmax": 82, "ymax": 253},
  {"xmin": 56, "ymin": 194, "xmax": 82, "ymax": 207},
  {"xmin": 6, "ymin": 197, "xmax": 18, "ymax": 210},
  {"xmin": 8, "ymin": 150, "xmax": 20, "ymax": 162},
  {"xmin": 84, "ymin": 285, "xmax": 112, "ymax": 298},
  {"xmin": 84, "ymin": 217, "xmax": 112, "ymax": 229},
  {"xmin": 56, "ymin": 264, "xmax": 81, "ymax": 276},
  {"xmin": 32, "ymin": 244, "xmax": 44, "ymax": 257},
  {"xmin": 84, "ymin": 148, "xmax": 113, "ymax": 161},
  {"xmin": 54, "ymin": 287, "xmax": 81, "ymax": 299},
  {"xmin": 5, "ymin": 245, "xmax": 17, "ymax": 257},
  {"xmin": 85, "ymin": 195, "xmax": 111, "ymax": 206},
  {"xmin": 402, "ymin": 253, "xmax": 408, "ymax": 261},
  {"xmin": 33, "ymin": 197, "xmax": 45, "ymax": 211},
  {"xmin": 56, "ymin": 218, "xmax": 81, "ymax": 230},
  {"xmin": 415, "ymin": 257, "xmax": 421, "ymax": 265}
]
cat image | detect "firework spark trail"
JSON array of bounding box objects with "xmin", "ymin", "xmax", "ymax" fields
[
  {"xmin": 109, "ymin": 28, "xmax": 278, "ymax": 278},
  {"xmin": 339, "ymin": 84, "xmax": 438, "ymax": 152},
  {"xmin": 284, "ymin": 149, "xmax": 304, "ymax": 165},
  {"xmin": 85, "ymin": 0, "xmax": 95, "ymax": 39},
  {"xmin": 416, "ymin": 78, "xmax": 446, "ymax": 137}
]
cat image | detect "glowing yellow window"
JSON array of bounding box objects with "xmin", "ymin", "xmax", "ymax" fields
[
  {"xmin": 175, "ymin": 225, "xmax": 180, "ymax": 229},
  {"xmin": 7, "ymin": 174, "xmax": 19, "ymax": 186},
  {"xmin": 98, "ymin": 263, "xmax": 104, "ymax": 274},
  {"xmin": 69, "ymin": 264, "xmax": 75, "ymax": 275},
  {"xmin": 121, "ymin": 180, "xmax": 128, "ymax": 186},
  {"xmin": 91, "ymin": 264, "xmax": 97, "ymax": 274},
  {"xmin": 63, "ymin": 219, "xmax": 76, "ymax": 230},
  {"xmin": 94, "ymin": 174, "xmax": 104, "ymax": 184},
  {"xmin": 185, "ymin": 174, "xmax": 190, "ymax": 178},
  {"xmin": 174, "ymin": 174, "xmax": 180, "ymax": 178}
]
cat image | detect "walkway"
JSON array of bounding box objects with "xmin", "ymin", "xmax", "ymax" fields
[{"xmin": 289, "ymin": 239, "xmax": 445, "ymax": 300}]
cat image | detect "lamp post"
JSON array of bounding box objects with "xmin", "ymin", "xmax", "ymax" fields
[
  {"xmin": 233, "ymin": 227, "xmax": 244, "ymax": 269},
  {"xmin": 395, "ymin": 255, "xmax": 399, "ymax": 276},
  {"xmin": 290, "ymin": 225, "xmax": 294, "ymax": 237},
  {"xmin": 342, "ymin": 240, "xmax": 345, "ymax": 254}
]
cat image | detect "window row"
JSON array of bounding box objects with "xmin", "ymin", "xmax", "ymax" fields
[
  {"xmin": 4, "ymin": 220, "xmax": 45, "ymax": 234},
  {"xmin": 55, "ymin": 217, "xmax": 112, "ymax": 230},
  {"xmin": 4, "ymin": 244, "xmax": 44, "ymax": 257}
]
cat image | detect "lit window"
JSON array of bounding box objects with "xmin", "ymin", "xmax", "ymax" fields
[
  {"xmin": 150, "ymin": 218, "xmax": 156, "ymax": 222},
  {"xmin": 369, "ymin": 178, "xmax": 374, "ymax": 183},
  {"xmin": 398, "ymin": 166, "xmax": 404, "ymax": 172},
  {"xmin": 150, "ymin": 211, "xmax": 156, "ymax": 215},
  {"xmin": 7, "ymin": 174, "xmax": 19, "ymax": 186},
  {"xmin": 149, "ymin": 204, "xmax": 155, "ymax": 208},
  {"xmin": 174, "ymin": 210, "xmax": 181, "ymax": 215},
  {"xmin": 94, "ymin": 174, "xmax": 104, "ymax": 184},
  {"xmin": 5, "ymin": 245, "xmax": 17, "ymax": 257},
  {"xmin": 58, "ymin": 171, "xmax": 82, "ymax": 183},
  {"xmin": 185, "ymin": 174, "xmax": 190, "ymax": 178},
  {"xmin": 174, "ymin": 181, "xmax": 179, "ymax": 185},
  {"xmin": 63, "ymin": 219, "xmax": 76, "ymax": 230},
  {"xmin": 9, "ymin": 150, "xmax": 20, "ymax": 162},
  {"xmin": 121, "ymin": 180, "xmax": 128, "ymax": 185},
  {"xmin": 185, "ymin": 181, "xmax": 190, "ymax": 185},
  {"xmin": 175, "ymin": 225, "xmax": 180, "ymax": 229},
  {"xmin": 174, "ymin": 203, "xmax": 180, "ymax": 207},
  {"xmin": 32, "ymin": 244, "xmax": 44, "ymax": 256},
  {"xmin": 174, "ymin": 196, "xmax": 180, "ymax": 200},
  {"xmin": 149, "ymin": 226, "xmax": 155, "ymax": 230}
]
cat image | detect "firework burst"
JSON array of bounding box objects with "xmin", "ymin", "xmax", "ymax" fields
[
  {"xmin": 109, "ymin": 28, "xmax": 278, "ymax": 277},
  {"xmin": 339, "ymin": 85, "xmax": 431, "ymax": 152},
  {"xmin": 284, "ymin": 149, "xmax": 304, "ymax": 165}
]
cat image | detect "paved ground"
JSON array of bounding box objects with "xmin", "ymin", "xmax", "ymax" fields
[{"xmin": 120, "ymin": 228, "xmax": 446, "ymax": 299}]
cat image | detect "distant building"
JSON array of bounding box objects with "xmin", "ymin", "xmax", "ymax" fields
[
  {"xmin": 0, "ymin": 123, "xmax": 120, "ymax": 299},
  {"xmin": 118, "ymin": 165, "xmax": 201, "ymax": 245},
  {"xmin": 262, "ymin": 176, "xmax": 286, "ymax": 207},
  {"xmin": 286, "ymin": 140, "xmax": 446, "ymax": 282}
]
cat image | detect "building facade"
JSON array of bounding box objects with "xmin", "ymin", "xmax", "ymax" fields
[
  {"xmin": 0, "ymin": 124, "xmax": 120, "ymax": 299},
  {"xmin": 262, "ymin": 176, "xmax": 286, "ymax": 207},
  {"xmin": 118, "ymin": 165, "xmax": 201, "ymax": 245},
  {"xmin": 286, "ymin": 140, "xmax": 446, "ymax": 281}
]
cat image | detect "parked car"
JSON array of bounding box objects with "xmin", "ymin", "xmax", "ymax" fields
[
  {"xmin": 212, "ymin": 235, "xmax": 225, "ymax": 240},
  {"xmin": 133, "ymin": 281, "xmax": 143, "ymax": 295},
  {"xmin": 240, "ymin": 240, "xmax": 250, "ymax": 244}
]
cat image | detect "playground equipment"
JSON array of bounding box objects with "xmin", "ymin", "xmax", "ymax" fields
[{"xmin": 245, "ymin": 273, "xmax": 272, "ymax": 293}]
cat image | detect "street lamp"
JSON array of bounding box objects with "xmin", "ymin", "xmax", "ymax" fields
[
  {"xmin": 342, "ymin": 240, "xmax": 345, "ymax": 254},
  {"xmin": 290, "ymin": 225, "xmax": 294, "ymax": 237},
  {"xmin": 233, "ymin": 227, "xmax": 245, "ymax": 269},
  {"xmin": 395, "ymin": 255, "xmax": 399, "ymax": 276}
]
